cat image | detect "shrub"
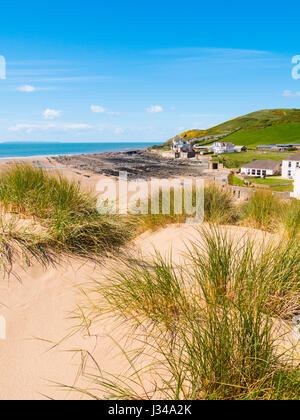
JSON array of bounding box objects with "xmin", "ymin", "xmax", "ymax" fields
[
  {"xmin": 241, "ymin": 190, "xmax": 281, "ymax": 231},
  {"xmin": 0, "ymin": 165, "xmax": 132, "ymax": 259},
  {"xmin": 204, "ymin": 184, "xmax": 237, "ymax": 224},
  {"xmin": 74, "ymin": 226, "xmax": 299, "ymax": 400},
  {"xmin": 281, "ymin": 199, "xmax": 300, "ymax": 238}
]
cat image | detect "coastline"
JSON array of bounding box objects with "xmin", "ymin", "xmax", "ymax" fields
[
  {"xmin": 0, "ymin": 148, "xmax": 222, "ymax": 192},
  {"xmin": 0, "ymin": 142, "xmax": 158, "ymax": 160}
]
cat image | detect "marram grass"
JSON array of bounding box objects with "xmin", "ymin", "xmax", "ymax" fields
[
  {"xmin": 0, "ymin": 165, "xmax": 134, "ymax": 263},
  {"xmin": 72, "ymin": 226, "xmax": 300, "ymax": 400}
]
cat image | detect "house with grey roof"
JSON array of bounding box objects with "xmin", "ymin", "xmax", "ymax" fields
[
  {"xmin": 180, "ymin": 144, "xmax": 196, "ymax": 159},
  {"xmin": 210, "ymin": 142, "xmax": 235, "ymax": 154},
  {"xmin": 240, "ymin": 160, "xmax": 281, "ymax": 177},
  {"xmin": 282, "ymin": 152, "xmax": 300, "ymax": 179},
  {"xmin": 172, "ymin": 138, "xmax": 187, "ymax": 151}
]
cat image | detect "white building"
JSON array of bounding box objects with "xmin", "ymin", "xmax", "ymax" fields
[
  {"xmin": 291, "ymin": 169, "xmax": 300, "ymax": 199},
  {"xmin": 241, "ymin": 160, "xmax": 281, "ymax": 177},
  {"xmin": 282, "ymin": 152, "xmax": 300, "ymax": 179},
  {"xmin": 234, "ymin": 145, "xmax": 247, "ymax": 153},
  {"xmin": 172, "ymin": 138, "xmax": 186, "ymax": 151},
  {"xmin": 211, "ymin": 142, "xmax": 235, "ymax": 154}
]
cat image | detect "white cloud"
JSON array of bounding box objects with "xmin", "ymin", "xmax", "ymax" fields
[
  {"xmin": 149, "ymin": 47, "xmax": 269, "ymax": 56},
  {"xmin": 9, "ymin": 122, "xmax": 92, "ymax": 133},
  {"xmin": 9, "ymin": 123, "xmax": 53, "ymax": 132},
  {"xmin": 17, "ymin": 84, "xmax": 36, "ymax": 93},
  {"xmin": 114, "ymin": 127, "xmax": 124, "ymax": 134},
  {"xmin": 91, "ymin": 105, "xmax": 106, "ymax": 113},
  {"xmin": 146, "ymin": 105, "xmax": 163, "ymax": 113},
  {"xmin": 90, "ymin": 105, "xmax": 120, "ymax": 116},
  {"xmin": 106, "ymin": 111, "xmax": 120, "ymax": 116},
  {"xmin": 148, "ymin": 48, "xmax": 285, "ymax": 69},
  {"xmin": 62, "ymin": 123, "xmax": 92, "ymax": 131},
  {"xmin": 180, "ymin": 113, "xmax": 225, "ymax": 118},
  {"xmin": 282, "ymin": 90, "xmax": 300, "ymax": 97},
  {"xmin": 43, "ymin": 108, "xmax": 62, "ymax": 120}
]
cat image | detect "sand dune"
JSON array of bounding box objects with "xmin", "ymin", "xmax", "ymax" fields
[{"xmin": 0, "ymin": 224, "xmax": 298, "ymax": 400}]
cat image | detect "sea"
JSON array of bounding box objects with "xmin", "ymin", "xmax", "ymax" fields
[{"xmin": 0, "ymin": 142, "xmax": 160, "ymax": 159}]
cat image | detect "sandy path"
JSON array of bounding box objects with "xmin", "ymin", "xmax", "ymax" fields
[{"xmin": 0, "ymin": 224, "xmax": 298, "ymax": 400}]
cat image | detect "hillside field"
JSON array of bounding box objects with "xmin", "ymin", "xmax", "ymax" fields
[
  {"xmin": 225, "ymin": 122, "xmax": 300, "ymax": 146},
  {"xmin": 157, "ymin": 109, "xmax": 300, "ymax": 148}
]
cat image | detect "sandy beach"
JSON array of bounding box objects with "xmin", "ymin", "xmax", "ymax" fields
[{"xmin": 0, "ymin": 219, "xmax": 298, "ymax": 400}]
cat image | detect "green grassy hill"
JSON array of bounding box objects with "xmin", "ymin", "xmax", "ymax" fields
[
  {"xmin": 163, "ymin": 109, "xmax": 300, "ymax": 148},
  {"xmin": 221, "ymin": 122, "xmax": 300, "ymax": 146}
]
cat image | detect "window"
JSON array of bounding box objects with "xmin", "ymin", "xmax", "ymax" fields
[
  {"xmin": 288, "ymin": 170, "xmax": 292, "ymax": 177},
  {"xmin": 288, "ymin": 162, "xmax": 292, "ymax": 168},
  {"xmin": 257, "ymin": 170, "xmax": 261, "ymax": 176},
  {"xmin": 252, "ymin": 169, "xmax": 255, "ymax": 175},
  {"xmin": 297, "ymin": 162, "xmax": 299, "ymax": 168}
]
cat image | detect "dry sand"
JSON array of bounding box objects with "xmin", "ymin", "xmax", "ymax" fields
[
  {"xmin": 0, "ymin": 223, "xmax": 298, "ymax": 400},
  {"xmin": 0, "ymin": 224, "xmax": 201, "ymax": 400}
]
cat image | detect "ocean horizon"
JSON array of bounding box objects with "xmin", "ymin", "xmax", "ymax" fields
[{"xmin": 0, "ymin": 142, "xmax": 160, "ymax": 159}]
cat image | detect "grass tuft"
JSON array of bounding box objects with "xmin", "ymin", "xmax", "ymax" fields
[
  {"xmin": 241, "ymin": 191, "xmax": 282, "ymax": 231},
  {"xmin": 0, "ymin": 165, "xmax": 133, "ymax": 264},
  {"xmin": 74, "ymin": 226, "xmax": 300, "ymax": 400}
]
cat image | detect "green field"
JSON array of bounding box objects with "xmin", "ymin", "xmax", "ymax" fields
[
  {"xmin": 228, "ymin": 173, "xmax": 245, "ymax": 186},
  {"xmin": 158, "ymin": 109, "xmax": 300, "ymax": 149},
  {"xmin": 245, "ymin": 177, "xmax": 293, "ymax": 186},
  {"xmin": 226, "ymin": 123, "xmax": 300, "ymax": 146},
  {"xmin": 247, "ymin": 177, "xmax": 294, "ymax": 192},
  {"xmin": 212, "ymin": 150, "xmax": 295, "ymax": 168},
  {"xmin": 229, "ymin": 173, "xmax": 294, "ymax": 192}
]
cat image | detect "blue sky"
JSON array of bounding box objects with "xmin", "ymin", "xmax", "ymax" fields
[{"xmin": 0, "ymin": 0, "xmax": 300, "ymax": 142}]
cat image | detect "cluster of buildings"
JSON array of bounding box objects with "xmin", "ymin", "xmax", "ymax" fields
[
  {"xmin": 172, "ymin": 139, "xmax": 196, "ymax": 159},
  {"xmin": 170, "ymin": 137, "xmax": 300, "ymax": 199},
  {"xmin": 172, "ymin": 138, "xmax": 246, "ymax": 157}
]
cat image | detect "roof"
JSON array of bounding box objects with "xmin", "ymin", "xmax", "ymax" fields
[
  {"xmin": 257, "ymin": 144, "xmax": 300, "ymax": 148},
  {"xmin": 181, "ymin": 145, "xmax": 194, "ymax": 152},
  {"xmin": 241, "ymin": 160, "xmax": 281, "ymax": 170},
  {"xmin": 284, "ymin": 152, "xmax": 300, "ymax": 161},
  {"xmin": 214, "ymin": 142, "xmax": 234, "ymax": 147}
]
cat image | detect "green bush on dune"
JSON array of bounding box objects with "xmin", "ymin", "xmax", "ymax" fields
[
  {"xmin": 137, "ymin": 183, "xmax": 237, "ymax": 230},
  {"xmin": 75, "ymin": 226, "xmax": 300, "ymax": 400},
  {"xmin": 0, "ymin": 165, "xmax": 133, "ymax": 260}
]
